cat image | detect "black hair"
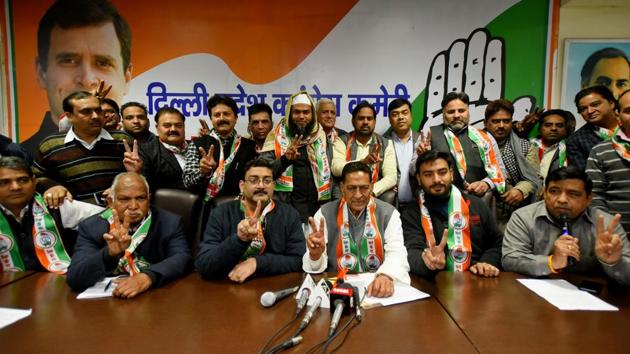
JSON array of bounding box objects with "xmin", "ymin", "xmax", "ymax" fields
[
  {"xmin": 62, "ymin": 91, "xmax": 95, "ymax": 113},
  {"xmin": 574, "ymin": 85, "xmax": 616, "ymax": 110},
  {"xmin": 545, "ymin": 166, "xmax": 592, "ymax": 194},
  {"xmin": 351, "ymin": 101, "xmax": 376, "ymax": 120},
  {"xmin": 247, "ymin": 103, "xmax": 272, "ymax": 122},
  {"xmin": 441, "ymin": 92, "xmax": 469, "ymax": 109},
  {"xmin": 484, "ymin": 99, "xmax": 514, "ymax": 120},
  {"xmin": 101, "ymin": 98, "xmax": 119, "ymax": 114},
  {"xmin": 207, "ymin": 94, "xmax": 238, "ymax": 116},
  {"xmin": 539, "ymin": 109, "xmax": 576, "ymax": 134},
  {"xmin": 37, "ymin": 0, "xmax": 131, "ymax": 71},
  {"xmin": 388, "ymin": 98, "xmax": 412, "ymax": 115},
  {"xmin": 120, "ymin": 101, "xmax": 148, "ymax": 117},
  {"xmin": 580, "ymin": 47, "xmax": 630, "ymax": 87},
  {"xmin": 243, "ymin": 157, "xmax": 274, "ymax": 175},
  {"xmin": 341, "ymin": 161, "xmax": 372, "ymax": 183},
  {"xmin": 0, "ymin": 157, "xmax": 33, "ymax": 177},
  {"xmin": 154, "ymin": 107, "xmax": 185, "ymax": 123},
  {"xmin": 415, "ymin": 150, "xmax": 453, "ymax": 175}
]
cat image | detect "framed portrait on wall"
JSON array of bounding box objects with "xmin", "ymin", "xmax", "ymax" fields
[{"xmin": 561, "ymin": 39, "xmax": 630, "ymax": 124}]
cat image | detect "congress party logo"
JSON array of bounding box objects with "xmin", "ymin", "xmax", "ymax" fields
[
  {"xmin": 338, "ymin": 253, "xmax": 357, "ymax": 270},
  {"xmin": 35, "ymin": 231, "xmax": 56, "ymax": 249},
  {"xmin": 449, "ymin": 211, "xmax": 467, "ymax": 231},
  {"xmin": 0, "ymin": 234, "xmax": 14, "ymax": 253},
  {"xmin": 451, "ymin": 246, "xmax": 470, "ymax": 264}
]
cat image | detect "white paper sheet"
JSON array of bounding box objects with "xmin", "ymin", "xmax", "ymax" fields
[
  {"xmin": 346, "ymin": 273, "xmax": 430, "ymax": 308},
  {"xmin": 76, "ymin": 276, "xmax": 119, "ymax": 299},
  {"xmin": 518, "ymin": 279, "xmax": 618, "ymax": 311},
  {"xmin": 0, "ymin": 307, "xmax": 32, "ymax": 329}
]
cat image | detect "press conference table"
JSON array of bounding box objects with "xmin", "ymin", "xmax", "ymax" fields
[
  {"xmin": 0, "ymin": 271, "xmax": 34, "ymax": 288},
  {"xmin": 431, "ymin": 272, "xmax": 630, "ymax": 354},
  {"xmin": 0, "ymin": 272, "xmax": 475, "ymax": 354}
]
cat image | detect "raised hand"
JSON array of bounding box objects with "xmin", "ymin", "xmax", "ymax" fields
[
  {"xmin": 198, "ymin": 118, "xmax": 210, "ymax": 137},
  {"xmin": 103, "ymin": 209, "xmax": 132, "ymax": 257},
  {"xmin": 91, "ymin": 80, "xmax": 112, "ymax": 100},
  {"xmin": 415, "ymin": 130, "xmax": 432, "ymax": 156},
  {"xmin": 423, "ymin": 29, "xmax": 536, "ymax": 129},
  {"xmin": 236, "ymin": 200, "xmax": 262, "ymax": 242},
  {"xmin": 595, "ymin": 214, "xmax": 624, "ymax": 265},
  {"xmin": 361, "ymin": 143, "xmax": 381, "ymax": 166},
  {"xmin": 284, "ymin": 134, "xmax": 303, "ymax": 161},
  {"xmin": 421, "ymin": 229, "xmax": 448, "ymax": 271},
  {"xmin": 199, "ymin": 145, "xmax": 217, "ymax": 177},
  {"xmin": 514, "ymin": 106, "xmax": 544, "ymax": 136},
  {"xmin": 123, "ymin": 139, "xmax": 143, "ymax": 173},
  {"xmin": 307, "ymin": 217, "xmax": 326, "ymax": 261}
]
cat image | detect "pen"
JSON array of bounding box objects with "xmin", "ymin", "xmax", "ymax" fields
[{"xmin": 104, "ymin": 279, "xmax": 113, "ymax": 292}]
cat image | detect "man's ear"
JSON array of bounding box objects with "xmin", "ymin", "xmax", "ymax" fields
[{"xmin": 35, "ymin": 58, "xmax": 47, "ymax": 89}]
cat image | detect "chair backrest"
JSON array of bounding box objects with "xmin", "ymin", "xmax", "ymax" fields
[{"xmin": 153, "ymin": 189, "xmax": 202, "ymax": 254}]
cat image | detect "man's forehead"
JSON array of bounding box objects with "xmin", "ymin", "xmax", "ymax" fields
[
  {"xmin": 420, "ymin": 159, "xmax": 449, "ymax": 172},
  {"xmin": 73, "ymin": 96, "xmax": 100, "ymax": 108},
  {"xmin": 48, "ymin": 22, "xmax": 122, "ymax": 59},
  {"xmin": 579, "ymin": 93, "xmax": 604, "ymax": 105},
  {"xmin": 343, "ymin": 171, "xmax": 371, "ymax": 184},
  {"xmin": 292, "ymin": 103, "xmax": 311, "ymax": 112},
  {"xmin": 542, "ymin": 114, "xmax": 565, "ymax": 124},
  {"xmin": 245, "ymin": 167, "xmax": 272, "ymax": 177},
  {"xmin": 0, "ymin": 168, "xmax": 30, "ymax": 179},
  {"xmin": 619, "ymin": 95, "xmax": 630, "ymax": 110},
  {"xmin": 547, "ymin": 179, "xmax": 585, "ymax": 191},
  {"xmin": 122, "ymin": 106, "xmax": 147, "ymax": 117}
]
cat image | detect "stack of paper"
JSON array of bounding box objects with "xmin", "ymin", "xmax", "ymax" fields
[
  {"xmin": 0, "ymin": 307, "xmax": 32, "ymax": 329},
  {"xmin": 76, "ymin": 277, "xmax": 119, "ymax": 300},
  {"xmin": 346, "ymin": 273, "xmax": 430, "ymax": 308},
  {"xmin": 518, "ymin": 279, "xmax": 618, "ymax": 311}
]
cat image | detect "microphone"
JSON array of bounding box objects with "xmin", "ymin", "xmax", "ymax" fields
[
  {"xmin": 260, "ymin": 286, "xmax": 299, "ymax": 308},
  {"xmin": 560, "ymin": 214, "xmax": 576, "ymax": 267},
  {"xmin": 352, "ymin": 286, "xmax": 362, "ymax": 322},
  {"xmin": 328, "ymin": 299, "xmax": 345, "ymax": 337},
  {"xmin": 295, "ymin": 288, "xmax": 310, "ymax": 315},
  {"xmin": 328, "ymin": 282, "xmax": 354, "ymax": 337},
  {"xmin": 298, "ymin": 296, "xmax": 322, "ymax": 332}
]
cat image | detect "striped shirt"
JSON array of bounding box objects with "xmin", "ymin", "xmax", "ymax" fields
[
  {"xmin": 33, "ymin": 130, "xmax": 133, "ymax": 206},
  {"xmin": 586, "ymin": 141, "xmax": 630, "ymax": 232}
]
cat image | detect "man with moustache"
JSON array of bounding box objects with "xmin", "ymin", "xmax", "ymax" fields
[
  {"xmin": 332, "ymin": 101, "xmax": 397, "ymax": 204},
  {"xmin": 566, "ymin": 86, "xmax": 619, "ymax": 172},
  {"xmin": 261, "ymin": 91, "xmax": 332, "ymax": 222},
  {"xmin": 527, "ymin": 109, "xmax": 574, "ymax": 180},
  {"xmin": 195, "ymin": 159, "xmax": 304, "ymax": 282},
  {"xmin": 126, "ymin": 107, "xmax": 188, "ymax": 192},
  {"xmin": 101, "ymin": 98, "xmax": 120, "ymax": 131},
  {"xmin": 0, "ymin": 157, "xmax": 103, "ymax": 272},
  {"xmin": 483, "ymin": 99, "xmax": 540, "ymax": 230},
  {"xmin": 304, "ymin": 162, "xmax": 410, "ymax": 297},
  {"xmin": 383, "ymin": 98, "xmax": 420, "ymax": 207},
  {"xmin": 33, "ymin": 91, "xmax": 133, "ymax": 207},
  {"xmin": 22, "ymin": 0, "xmax": 132, "ymax": 156},
  {"xmin": 503, "ymin": 167, "xmax": 630, "ymax": 285},
  {"xmin": 402, "ymin": 150, "xmax": 503, "ymax": 278},
  {"xmin": 317, "ymin": 98, "xmax": 347, "ymax": 159},
  {"xmin": 120, "ymin": 102, "xmax": 155, "ymax": 144},
  {"xmin": 587, "ymin": 89, "xmax": 630, "ymax": 232},
  {"xmin": 67, "ymin": 172, "xmax": 192, "ymax": 297},
  {"xmin": 247, "ymin": 103, "xmax": 274, "ymax": 152},
  {"xmin": 183, "ymin": 94, "xmax": 258, "ymax": 199},
  {"xmin": 412, "ymin": 92, "xmax": 507, "ymax": 198}
]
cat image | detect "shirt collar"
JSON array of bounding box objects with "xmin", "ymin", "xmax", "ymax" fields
[
  {"xmin": 0, "ymin": 202, "xmax": 30, "ymax": 223},
  {"xmin": 65, "ymin": 127, "xmax": 113, "ymax": 149}
]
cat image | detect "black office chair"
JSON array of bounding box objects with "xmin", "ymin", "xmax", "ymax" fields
[{"xmin": 153, "ymin": 189, "xmax": 202, "ymax": 255}]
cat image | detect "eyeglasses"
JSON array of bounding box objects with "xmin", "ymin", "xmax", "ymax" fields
[{"xmin": 245, "ymin": 177, "xmax": 274, "ymax": 186}]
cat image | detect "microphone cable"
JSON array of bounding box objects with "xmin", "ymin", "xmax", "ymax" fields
[
  {"xmin": 319, "ymin": 289, "xmax": 365, "ymax": 354},
  {"xmin": 257, "ymin": 312, "xmax": 300, "ymax": 354}
]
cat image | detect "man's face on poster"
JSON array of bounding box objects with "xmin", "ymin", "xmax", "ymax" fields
[
  {"xmin": 36, "ymin": 22, "xmax": 132, "ymax": 122},
  {"xmin": 584, "ymin": 57, "xmax": 630, "ymax": 99}
]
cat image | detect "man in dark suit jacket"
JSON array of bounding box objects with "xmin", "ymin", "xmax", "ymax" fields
[
  {"xmin": 183, "ymin": 95, "xmax": 258, "ymax": 198},
  {"xmin": 67, "ymin": 172, "xmax": 192, "ymax": 298},
  {"xmin": 136, "ymin": 107, "xmax": 188, "ymax": 191}
]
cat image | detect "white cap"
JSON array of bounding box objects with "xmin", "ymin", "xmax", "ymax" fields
[{"xmin": 292, "ymin": 93, "xmax": 312, "ymax": 106}]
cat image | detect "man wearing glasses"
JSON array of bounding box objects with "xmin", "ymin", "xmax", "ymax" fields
[{"xmin": 195, "ymin": 158, "xmax": 305, "ymax": 283}]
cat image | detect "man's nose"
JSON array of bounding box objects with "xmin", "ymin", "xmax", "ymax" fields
[{"xmin": 76, "ymin": 62, "xmax": 100, "ymax": 90}]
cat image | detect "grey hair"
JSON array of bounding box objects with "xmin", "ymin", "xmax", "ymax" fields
[
  {"xmin": 109, "ymin": 172, "xmax": 150, "ymax": 200},
  {"xmin": 316, "ymin": 98, "xmax": 335, "ymax": 113}
]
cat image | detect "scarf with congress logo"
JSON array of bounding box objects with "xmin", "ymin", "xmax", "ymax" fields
[
  {"xmin": 0, "ymin": 193, "xmax": 71, "ymax": 273},
  {"xmin": 444, "ymin": 126, "xmax": 506, "ymax": 193},
  {"xmin": 100, "ymin": 209, "xmax": 152, "ymax": 275},
  {"xmin": 418, "ymin": 186, "xmax": 471, "ymax": 271},
  {"xmin": 610, "ymin": 127, "xmax": 630, "ymax": 162},
  {"xmin": 335, "ymin": 196, "xmax": 384, "ymax": 273},
  {"xmin": 345, "ymin": 132, "xmax": 381, "ymax": 184},
  {"xmin": 205, "ymin": 131, "xmax": 242, "ymax": 202},
  {"xmin": 240, "ymin": 200, "xmax": 276, "ymax": 260},
  {"xmin": 530, "ymin": 138, "xmax": 567, "ymax": 168}
]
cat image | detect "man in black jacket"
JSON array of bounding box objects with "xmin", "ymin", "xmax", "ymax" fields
[
  {"xmin": 67, "ymin": 172, "xmax": 192, "ymax": 298},
  {"xmin": 401, "ymin": 150, "xmax": 503, "ymax": 278},
  {"xmin": 195, "ymin": 158, "xmax": 304, "ymax": 282}
]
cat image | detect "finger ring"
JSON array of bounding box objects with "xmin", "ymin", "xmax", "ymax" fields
[
  {"xmin": 47, "ymin": 193, "xmax": 52, "ymax": 197},
  {"xmin": 568, "ymin": 245, "xmax": 572, "ymax": 251}
]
